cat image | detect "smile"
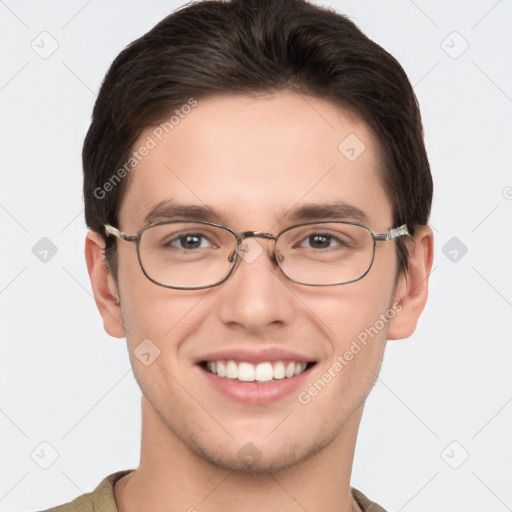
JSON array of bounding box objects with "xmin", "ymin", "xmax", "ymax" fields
[{"xmin": 203, "ymin": 360, "xmax": 311, "ymax": 382}]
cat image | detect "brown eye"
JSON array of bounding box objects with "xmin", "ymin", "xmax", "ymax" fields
[
  {"xmin": 175, "ymin": 234, "xmax": 203, "ymax": 249},
  {"xmin": 307, "ymin": 234, "xmax": 331, "ymax": 249}
]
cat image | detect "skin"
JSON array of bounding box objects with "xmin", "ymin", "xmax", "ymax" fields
[{"xmin": 86, "ymin": 91, "xmax": 433, "ymax": 512}]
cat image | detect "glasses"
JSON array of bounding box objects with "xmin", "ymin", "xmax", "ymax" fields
[{"xmin": 104, "ymin": 220, "xmax": 410, "ymax": 290}]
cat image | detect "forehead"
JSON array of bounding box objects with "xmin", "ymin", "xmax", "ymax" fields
[{"xmin": 119, "ymin": 91, "xmax": 392, "ymax": 231}]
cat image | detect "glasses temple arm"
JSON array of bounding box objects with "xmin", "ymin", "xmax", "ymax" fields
[
  {"xmin": 374, "ymin": 224, "xmax": 410, "ymax": 241},
  {"xmin": 104, "ymin": 224, "xmax": 137, "ymax": 243}
]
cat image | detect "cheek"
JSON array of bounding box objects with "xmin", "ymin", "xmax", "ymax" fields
[
  {"xmin": 121, "ymin": 289, "xmax": 211, "ymax": 349},
  {"xmin": 305, "ymin": 277, "xmax": 395, "ymax": 348},
  {"xmin": 299, "ymin": 284, "xmax": 394, "ymax": 413},
  {"xmin": 115, "ymin": 247, "xmax": 209, "ymax": 344},
  {"xmin": 302, "ymin": 262, "xmax": 397, "ymax": 394}
]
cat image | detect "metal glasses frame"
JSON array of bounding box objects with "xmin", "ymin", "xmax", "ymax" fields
[{"xmin": 104, "ymin": 220, "xmax": 410, "ymax": 290}]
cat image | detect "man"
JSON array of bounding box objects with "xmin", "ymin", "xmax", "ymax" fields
[{"xmin": 42, "ymin": 0, "xmax": 433, "ymax": 510}]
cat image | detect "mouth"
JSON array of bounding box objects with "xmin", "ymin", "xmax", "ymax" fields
[
  {"xmin": 199, "ymin": 360, "xmax": 316, "ymax": 383},
  {"xmin": 195, "ymin": 349, "xmax": 317, "ymax": 404}
]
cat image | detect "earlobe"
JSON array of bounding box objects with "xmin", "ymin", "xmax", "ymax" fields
[
  {"xmin": 85, "ymin": 231, "xmax": 126, "ymax": 338},
  {"xmin": 388, "ymin": 225, "xmax": 434, "ymax": 340}
]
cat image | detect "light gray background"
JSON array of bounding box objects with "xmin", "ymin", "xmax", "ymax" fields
[{"xmin": 1, "ymin": 1, "xmax": 511, "ymax": 510}]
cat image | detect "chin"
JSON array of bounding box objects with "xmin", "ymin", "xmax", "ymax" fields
[{"xmin": 180, "ymin": 428, "xmax": 333, "ymax": 474}]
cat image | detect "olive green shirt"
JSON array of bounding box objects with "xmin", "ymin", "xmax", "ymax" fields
[{"xmin": 39, "ymin": 470, "xmax": 387, "ymax": 512}]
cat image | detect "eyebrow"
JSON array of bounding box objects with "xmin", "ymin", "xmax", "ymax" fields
[
  {"xmin": 143, "ymin": 199, "xmax": 370, "ymax": 226},
  {"xmin": 285, "ymin": 201, "xmax": 370, "ymax": 225},
  {"xmin": 144, "ymin": 200, "xmax": 222, "ymax": 224}
]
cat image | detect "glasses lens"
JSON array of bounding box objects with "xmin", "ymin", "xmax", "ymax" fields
[
  {"xmin": 138, "ymin": 222, "xmax": 237, "ymax": 288},
  {"xmin": 276, "ymin": 222, "xmax": 374, "ymax": 285}
]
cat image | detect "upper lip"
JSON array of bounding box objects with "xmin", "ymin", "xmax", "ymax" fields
[{"xmin": 196, "ymin": 348, "xmax": 315, "ymax": 365}]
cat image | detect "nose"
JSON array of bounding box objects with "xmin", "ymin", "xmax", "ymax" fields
[{"xmin": 216, "ymin": 237, "xmax": 296, "ymax": 334}]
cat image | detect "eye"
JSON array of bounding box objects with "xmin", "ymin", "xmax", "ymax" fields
[
  {"xmin": 303, "ymin": 234, "xmax": 334, "ymax": 249},
  {"xmin": 168, "ymin": 232, "xmax": 213, "ymax": 250},
  {"xmin": 299, "ymin": 232, "xmax": 349, "ymax": 249}
]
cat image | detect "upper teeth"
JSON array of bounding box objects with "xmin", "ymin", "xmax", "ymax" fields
[{"xmin": 206, "ymin": 360, "xmax": 308, "ymax": 382}]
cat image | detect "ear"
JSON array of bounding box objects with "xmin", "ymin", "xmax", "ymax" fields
[
  {"xmin": 388, "ymin": 225, "xmax": 434, "ymax": 340},
  {"xmin": 85, "ymin": 231, "xmax": 126, "ymax": 338}
]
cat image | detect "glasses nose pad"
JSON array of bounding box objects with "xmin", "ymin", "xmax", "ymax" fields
[
  {"xmin": 228, "ymin": 236, "xmax": 251, "ymax": 263},
  {"xmin": 228, "ymin": 245, "xmax": 242, "ymax": 263}
]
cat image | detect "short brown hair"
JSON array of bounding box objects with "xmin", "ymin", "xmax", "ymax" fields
[{"xmin": 83, "ymin": 0, "xmax": 433, "ymax": 276}]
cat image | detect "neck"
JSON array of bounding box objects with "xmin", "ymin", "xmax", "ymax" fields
[{"xmin": 115, "ymin": 397, "xmax": 364, "ymax": 512}]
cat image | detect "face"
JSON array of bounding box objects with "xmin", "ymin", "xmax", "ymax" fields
[{"xmin": 113, "ymin": 91, "xmax": 404, "ymax": 472}]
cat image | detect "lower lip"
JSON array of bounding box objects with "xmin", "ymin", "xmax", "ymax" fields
[{"xmin": 198, "ymin": 365, "xmax": 313, "ymax": 404}]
